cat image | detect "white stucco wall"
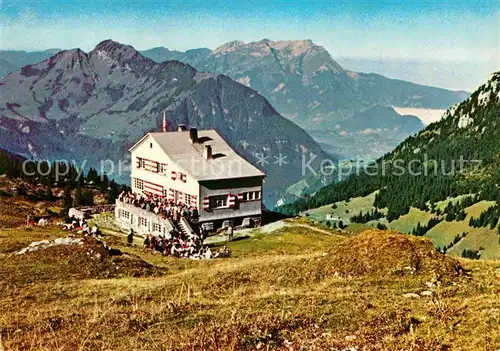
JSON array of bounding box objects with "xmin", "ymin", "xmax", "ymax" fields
[
  {"xmin": 130, "ymin": 134, "xmax": 200, "ymax": 204},
  {"xmin": 115, "ymin": 201, "xmax": 175, "ymax": 236},
  {"xmin": 126, "ymin": 133, "xmax": 264, "ymax": 230}
]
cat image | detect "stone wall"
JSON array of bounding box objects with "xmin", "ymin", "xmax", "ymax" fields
[{"xmin": 88, "ymin": 213, "xmax": 123, "ymax": 232}]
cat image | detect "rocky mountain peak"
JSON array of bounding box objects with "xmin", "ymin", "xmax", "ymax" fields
[
  {"xmin": 212, "ymin": 40, "xmax": 246, "ymax": 54},
  {"xmin": 48, "ymin": 48, "xmax": 87, "ymax": 63},
  {"xmin": 213, "ymin": 39, "xmax": 319, "ymax": 57},
  {"xmin": 265, "ymin": 39, "xmax": 315, "ymax": 54},
  {"xmin": 441, "ymin": 70, "xmax": 499, "ymax": 129},
  {"xmin": 16, "ymin": 48, "xmax": 90, "ymax": 78},
  {"xmin": 90, "ymin": 39, "xmax": 141, "ymax": 63}
]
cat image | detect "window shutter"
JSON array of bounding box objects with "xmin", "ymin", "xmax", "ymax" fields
[
  {"xmin": 228, "ymin": 194, "xmax": 236, "ymax": 208},
  {"xmin": 203, "ymin": 196, "xmax": 210, "ymax": 210}
]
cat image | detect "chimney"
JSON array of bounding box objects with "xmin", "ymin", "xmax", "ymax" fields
[
  {"xmin": 189, "ymin": 127, "xmax": 198, "ymax": 143},
  {"xmin": 162, "ymin": 110, "xmax": 167, "ymax": 132},
  {"xmin": 177, "ymin": 124, "xmax": 186, "ymax": 131},
  {"xmin": 203, "ymin": 145, "xmax": 212, "ymax": 159}
]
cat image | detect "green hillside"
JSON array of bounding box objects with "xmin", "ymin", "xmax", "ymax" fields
[
  {"xmin": 281, "ymin": 72, "xmax": 500, "ymax": 259},
  {"xmin": 305, "ymin": 194, "xmax": 500, "ymax": 259}
]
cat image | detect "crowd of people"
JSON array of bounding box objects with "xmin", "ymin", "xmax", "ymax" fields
[
  {"xmin": 137, "ymin": 228, "xmax": 230, "ymax": 259},
  {"xmin": 142, "ymin": 229, "xmax": 211, "ymax": 259},
  {"xmin": 61, "ymin": 217, "xmax": 101, "ymax": 236},
  {"xmin": 118, "ymin": 191, "xmax": 198, "ymax": 221},
  {"xmin": 57, "ymin": 191, "xmax": 231, "ymax": 260}
]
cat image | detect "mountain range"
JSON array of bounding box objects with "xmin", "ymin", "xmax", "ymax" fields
[
  {"xmin": 282, "ymin": 71, "xmax": 500, "ymax": 214},
  {"xmin": 1, "ymin": 40, "xmax": 469, "ymax": 160},
  {"xmin": 0, "ymin": 40, "xmax": 329, "ymax": 206},
  {"xmin": 0, "ymin": 49, "xmax": 61, "ymax": 77},
  {"xmin": 141, "ymin": 40, "xmax": 468, "ymax": 116},
  {"xmin": 140, "ymin": 40, "xmax": 468, "ymax": 158}
]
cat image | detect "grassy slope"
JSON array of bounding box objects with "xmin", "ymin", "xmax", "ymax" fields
[
  {"xmin": 425, "ymin": 201, "xmax": 498, "ymax": 258},
  {"xmin": 0, "ymin": 222, "xmax": 499, "ymax": 350},
  {"xmin": 303, "ymin": 191, "xmax": 380, "ymax": 223},
  {"xmin": 434, "ymin": 194, "xmax": 475, "ymax": 212},
  {"xmin": 0, "ymin": 176, "xmax": 63, "ymax": 228},
  {"xmin": 305, "ymin": 194, "xmax": 500, "ymax": 259},
  {"xmin": 390, "ymin": 208, "xmax": 433, "ymax": 234},
  {"xmin": 284, "ymin": 178, "xmax": 311, "ymax": 198}
]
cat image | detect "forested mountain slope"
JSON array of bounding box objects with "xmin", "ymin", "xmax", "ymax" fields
[{"xmin": 281, "ymin": 72, "xmax": 500, "ymax": 219}]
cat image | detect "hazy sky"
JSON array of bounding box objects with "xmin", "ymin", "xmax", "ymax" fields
[{"xmin": 0, "ymin": 0, "xmax": 498, "ymax": 90}]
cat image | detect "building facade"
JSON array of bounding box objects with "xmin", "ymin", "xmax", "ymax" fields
[
  {"xmin": 116, "ymin": 125, "xmax": 265, "ymax": 232},
  {"xmin": 115, "ymin": 202, "xmax": 176, "ymax": 236}
]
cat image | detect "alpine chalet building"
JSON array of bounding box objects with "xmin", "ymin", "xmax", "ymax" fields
[{"xmin": 115, "ymin": 122, "xmax": 265, "ymax": 234}]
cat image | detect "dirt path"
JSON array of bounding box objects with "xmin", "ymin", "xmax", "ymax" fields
[{"xmin": 293, "ymin": 223, "xmax": 344, "ymax": 237}]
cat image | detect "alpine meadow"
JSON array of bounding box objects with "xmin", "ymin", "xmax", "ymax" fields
[{"xmin": 0, "ymin": 1, "xmax": 499, "ymax": 350}]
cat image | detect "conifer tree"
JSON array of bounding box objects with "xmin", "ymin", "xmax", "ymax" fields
[
  {"xmin": 82, "ymin": 189, "xmax": 94, "ymax": 206},
  {"xmin": 74, "ymin": 186, "xmax": 83, "ymax": 207},
  {"xmin": 60, "ymin": 187, "xmax": 73, "ymax": 218},
  {"xmin": 45, "ymin": 184, "xmax": 53, "ymax": 201}
]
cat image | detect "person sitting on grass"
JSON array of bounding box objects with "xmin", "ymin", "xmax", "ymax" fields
[
  {"xmin": 91, "ymin": 225, "xmax": 100, "ymax": 236},
  {"xmin": 82, "ymin": 223, "xmax": 91, "ymax": 235}
]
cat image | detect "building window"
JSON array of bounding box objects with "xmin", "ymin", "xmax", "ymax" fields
[
  {"xmin": 150, "ymin": 143, "xmax": 153, "ymax": 149},
  {"xmin": 160, "ymin": 163, "xmax": 168, "ymax": 175},
  {"xmin": 134, "ymin": 178, "xmax": 144, "ymax": 190},
  {"xmin": 154, "ymin": 223, "xmax": 162, "ymax": 232},
  {"xmin": 136, "ymin": 157, "xmax": 146, "ymax": 169},
  {"xmin": 140, "ymin": 217, "xmax": 147, "ymax": 227},
  {"xmin": 244, "ymin": 191, "xmax": 261, "ymax": 201},
  {"xmin": 210, "ymin": 195, "xmax": 228, "ymax": 209},
  {"xmin": 121, "ymin": 210, "xmax": 130, "ymax": 219},
  {"xmin": 163, "ymin": 188, "xmax": 169, "ymax": 198}
]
